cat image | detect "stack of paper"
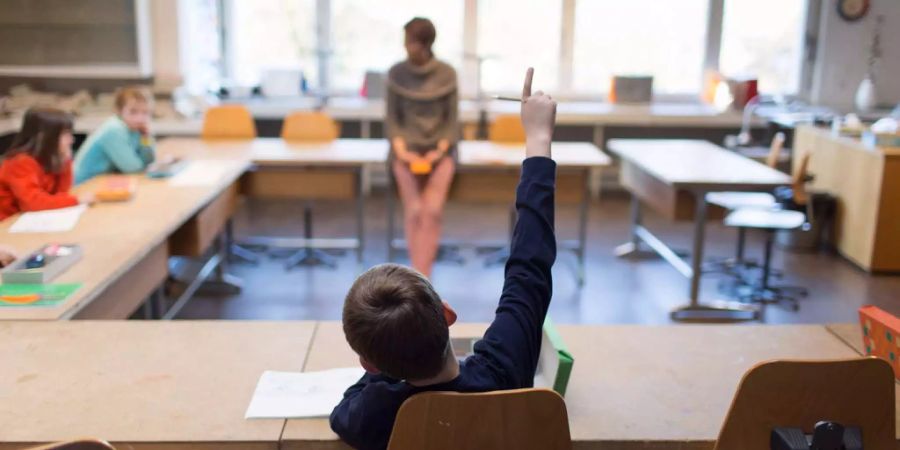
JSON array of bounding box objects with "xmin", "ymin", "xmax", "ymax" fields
[
  {"xmin": 245, "ymin": 367, "xmax": 364, "ymax": 419},
  {"xmin": 168, "ymin": 161, "xmax": 238, "ymax": 187},
  {"xmin": 9, "ymin": 205, "xmax": 87, "ymax": 233}
]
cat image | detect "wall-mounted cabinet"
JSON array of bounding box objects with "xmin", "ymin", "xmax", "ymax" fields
[{"xmin": 0, "ymin": 0, "xmax": 152, "ymax": 78}]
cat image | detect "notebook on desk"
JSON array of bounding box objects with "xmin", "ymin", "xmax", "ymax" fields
[{"xmin": 451, "ymin": 318, "xmax": 574, "ymax": 396}]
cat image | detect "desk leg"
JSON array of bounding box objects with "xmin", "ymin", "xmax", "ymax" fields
[
  {"xmin": 575, "ymin": 169, "xmax": 589, "ymax": 285},
  {"xmin": 614, "ymin": 195, "xmax": 650, "ymax": 257},
  {"xmin": 356, "ymin": 168, "xmax": 365, "ymax": 263},
  {"xmin": 670, "ymin": 192, "xmax": 758, "ymax": 322},
  {"xmin": 387, "ymin": 172, "xmax": 396, "ymax": 262}
]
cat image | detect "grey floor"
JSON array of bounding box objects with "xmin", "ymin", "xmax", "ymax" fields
[{"xmin": 176, "ymin": 192, "xmax": 900, "ymax": 324}]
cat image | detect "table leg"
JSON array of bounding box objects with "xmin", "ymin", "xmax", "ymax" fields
[
  {"xmin": 356, "ymin": 168, "xmax": 365, "ymax": 263},
  {"xmin": 670, "ymin": 192, "xmax": 758, "ymax": 322},
  {"xmin": 576, "ymin": 168, "xmax": 589, "ymax": 285},
  {"xmin": 387, "ymin": 171, "xmax": 396, "ymax": 262},
  {"xmin": 614, "ymin": 194, "xmax": 650, "ymax": 257}
]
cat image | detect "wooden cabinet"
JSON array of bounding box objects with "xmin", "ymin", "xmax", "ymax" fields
[{"xmin": 795, "ymin": 126, "xmax": 900, "ymax": 272}]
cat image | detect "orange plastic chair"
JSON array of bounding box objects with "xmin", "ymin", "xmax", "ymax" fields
[
  {"xmin": 281, "ymin": 111, "xmax": 340, "ymax": 141},
  {"xmin": 714, "ymin": 358, "xmax": 895, "ymax": 450},
  {"xmin": 201, "ymin": 105, "xmax": 257, "ymax": 139},
  {"xmin": 387, "ymin": 388, "xmax": 571, "ymax": 450},
  {"xmin": 488, "ymin": 114, "xmax": 526, "ymax": 143}
]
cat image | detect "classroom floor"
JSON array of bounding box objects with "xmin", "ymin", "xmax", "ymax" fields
[{"xmin": 177, "ymin": 192, "xmax": 900, "ymax": 324}]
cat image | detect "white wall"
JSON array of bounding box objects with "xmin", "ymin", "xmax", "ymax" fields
[
  {"xmin": 811, "ymin": 0, "xmax": 900, "ymax": 111},
  {"xmin": 150, "ymin": 0, "xmax": 183, "ymax": 91}
]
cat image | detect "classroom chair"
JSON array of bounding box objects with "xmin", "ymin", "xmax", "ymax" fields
[
  {"xmin": 488, "ymin": 114, "xmax": 526, "ymax": 143},
  {"xmin": 201, "ymin": 105, "xmax": 257, "ymax": 140},
  {"xmin": 272, "ymin": 111, "xmax": 342, "ymax": 269},
  {"xmin": 200, "ymin": 105, "xmax": 259, "ymax": 264},
  {"xmin": 723, "ymin": 151, "xmax": 813, "ymax": 311},
  {"xmin": 478, "ymin": 114, "xmax": 526, "ymax": 266},
  {"xmin": 714, "ymin": 358, "xmax": 895, "ymax": 450},
  {"xmin": 281, "ymin": 111, "xmax": 340, "ymax": 141},
  {"xmin": 387, "ymin": 388, "xmax": 571, "ymax": 450},
  {"xmin": 26, "ymin": 439, "xmax": 115, "ymax": 450},
  {"xmin": 707, "ymin": 132, "xmax": 786, "ymax": 275}
]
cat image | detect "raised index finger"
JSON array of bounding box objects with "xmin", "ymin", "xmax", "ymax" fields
[{"xmin": 522, "ymin": 67, "xmax": 534, "ymax": 101}]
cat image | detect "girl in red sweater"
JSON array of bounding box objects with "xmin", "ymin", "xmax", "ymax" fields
[{"xmin": 0, "ymin": 108, "xmax": 93, "ymax": 221}]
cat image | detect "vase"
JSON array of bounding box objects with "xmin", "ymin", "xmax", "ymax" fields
[{"xmin": 855, "ymin": 77, "xmax": 877, "ymax": 112}]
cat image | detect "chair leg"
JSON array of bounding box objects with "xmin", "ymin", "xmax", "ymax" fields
[
  {"xmin": 227, "ymin": 219, "xmax": 261, "ymax": 265},
  {"xmin": 284, "ymin": 202, "xmax": 338, "ymax": 270},
  {"xmin": 740, "ymin": 229, "xmax": 806, "ymax": 312}
]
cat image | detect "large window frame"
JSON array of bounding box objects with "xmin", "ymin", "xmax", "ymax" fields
[{"xmin": 220, "ymin": 0, "xmax": 817, "ymax": 101}]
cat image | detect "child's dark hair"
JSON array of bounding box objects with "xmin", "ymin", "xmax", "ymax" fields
[
  {"xmin": 404, "ymin": 17, "xmax": 436, "ymax": 55},
  {"xmin": 4, "ymin": 108, "xmax": 73, "ymax": 173},
  {"xmin": 342, "ymin": 263, "xmax": 449, "ymax": 381}
]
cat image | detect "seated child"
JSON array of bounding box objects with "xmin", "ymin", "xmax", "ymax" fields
[
  {"xmin": 74, "ymin": 86, "xmax": 156, "ymax": 184},
  {"xmin": 330, "ymin": 68, "xmax": 558, "ymax": 450},
  {"xmin": 0, "ymin": 108, "xmax": 94, "ymax": 221}
]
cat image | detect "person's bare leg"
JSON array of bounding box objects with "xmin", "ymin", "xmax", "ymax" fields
[
  {"xmin": 392, "ymin": 160, "xmax": 426, "ymax": 271},
  {"xmin": 416, "ymin": 157, "xmax": 456, "ymax": 277}
]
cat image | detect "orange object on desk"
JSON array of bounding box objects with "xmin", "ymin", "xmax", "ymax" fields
[
  {"xmin": 860, "ymin": 305, "xmax": 900, "ymax": 380},
  {"xmin": 410, "ymin": 160, "xmax": 433, "ymax": 175},
  {"xmin": 95, "ymin": 176, "xmax": 137, "ymax": 202},
  {"xmin": 0, "ymin": 294, "xmax": 41, "ymax": 305}
]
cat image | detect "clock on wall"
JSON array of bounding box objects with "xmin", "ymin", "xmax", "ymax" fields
[{"xmin": 837, "ymin": 0, "xmax": 870, "ymax": 22}]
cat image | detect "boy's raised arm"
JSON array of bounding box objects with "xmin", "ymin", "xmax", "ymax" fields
[{"xmin": 475, "ymin": 67, "xmax": 558, "ymax": 388}]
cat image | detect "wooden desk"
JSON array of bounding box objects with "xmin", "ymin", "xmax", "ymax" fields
[
  {"xmin": 0, "ymin": 161, "xmax": 247, "ymax": 320},
  {"xmin": 0, "ymin": 321, "xmax": 316, "ymax": 450},
  {"xmin": 828, "ymin": 323, "xmax": 864, "ymax": 355},
  {"xmin": 283, "ymin": 322, "xmax": 863, "ymax": 449},
  {"xmin": 158, "ymin": 138, "xmax": 389, "ymax": 262},
  {"xmin": 606, "ymin": 139, "xmax": 791, "ymax": 322},
  {"xmin": 387, "ymin": 141, "xmax": 611, "ymax": 284},
  {"xmin": 794, "ymin": 126, "xmax": 900, "ymax": 272}
]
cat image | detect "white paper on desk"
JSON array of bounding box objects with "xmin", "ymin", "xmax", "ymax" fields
[
  {"xmin": 167, "ymin": 161, "xmax": 235, "ymax": 187},
  {"xmin": 9, "ymin": 204, "xmax": 87, "ymax": 233},
  {"xmin": 245, "ymin": 367, "xmax": 365, "ymax": 419}
]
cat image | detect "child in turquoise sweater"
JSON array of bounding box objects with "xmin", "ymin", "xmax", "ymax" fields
[{"xmin": 74, "ymin": 86, "xmax": 155, "ymax": 184}]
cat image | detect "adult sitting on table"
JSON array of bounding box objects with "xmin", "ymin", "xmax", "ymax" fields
[{"xmin": 386, "ymin": 17, "xmax": 459, "ymax": 278}]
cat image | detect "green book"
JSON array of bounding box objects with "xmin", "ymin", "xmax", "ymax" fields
[
  {"xmin": 0, "ymin": 283, "xmax": 81, "ymax": 307},
  {"xmin": 535, "ymin": 317, "xmax": 574, "ymax": 397}
]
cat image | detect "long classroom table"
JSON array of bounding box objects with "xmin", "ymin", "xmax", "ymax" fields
[
  {"xmin": 0, "ymin": 138, "xmax": 609, "ymax": 319},
  {"xmin": 3, "ymin": 321, "xmax": 889, "ymax": 449},
  {"xmin": 606, "ymin": 139, "xmax": 792, "ymax": 322}
]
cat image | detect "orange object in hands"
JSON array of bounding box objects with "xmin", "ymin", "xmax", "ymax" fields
[
  {"xmin": 95, "ymin": 176, "xmax": 137, "ymax": 202},
  {"xmin": 410, "ymin": 159, "xmax": 433, "ymax": 175}
]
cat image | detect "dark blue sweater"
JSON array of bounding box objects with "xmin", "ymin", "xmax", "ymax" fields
[{"xmin": 330, "ymin": 157, "xmax": 557, "ymax": 450}]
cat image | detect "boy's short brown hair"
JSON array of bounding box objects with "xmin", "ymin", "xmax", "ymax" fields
[
  {"xmin": 343, "ymin": 264, "xmax": 449, "ymax": 381},
  {"xmin": 114, "ymin": 86, "xmax": 153, "ymax": 110}
]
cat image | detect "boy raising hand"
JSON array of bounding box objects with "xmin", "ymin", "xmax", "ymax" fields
[{"xmin": 331, "ymin": 68, "xmax": 557, "ymax": 450}]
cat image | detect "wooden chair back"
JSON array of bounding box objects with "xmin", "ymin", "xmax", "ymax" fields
[
  {"xmin": 765, "ymin": 132, "xmax": 786, "ymax": 168},
  {"xmin": 26, "ymin": 439, "xmax": 115, "ymax": 450},
  {"xmin": 201, "ymin": 105, "xmax": 257, "ymax": 139},
  {"xmin": 714, "ymin": 358, "xmax": 895, "ymax": 450},
  {"xmin": 791, "ymin": 150, "xmax": 812, "ymax": 206},
  {"xmin": 387, "ymin": 388, "xmax": 571, "ymax": 450},
  {"xmin": 281, "ymin": 111, "xmax": 340, "ymax": 141},
  {"xmin": 489, "ymin": 115, "xmax": 526, "ymax": 144}
]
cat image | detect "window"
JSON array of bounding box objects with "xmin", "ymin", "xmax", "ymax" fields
[
  {"xmin": 180, "ymin": 0, "xmax": 223, "ymax": 93},
  {"xmin": 572, "ymin": 0, "xmax": 709, "ymax": 96},
  {"xmin": 477, "ymin": 0, "xmax": 561, "ymax": 93},
  {"xmin": 227, "ymin": 0, "xmax": 318, "ymax": 86},
  {"xmin": 214, "ymin": 0, "xmax": 811, "ymax": 99},
  {"xmin": 331, "ymin": 0, "xmax": 464, "ymax": 91},
  {"xmin": 719, "ymin": 0, "xmax": 806, "ymax": 95}
]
